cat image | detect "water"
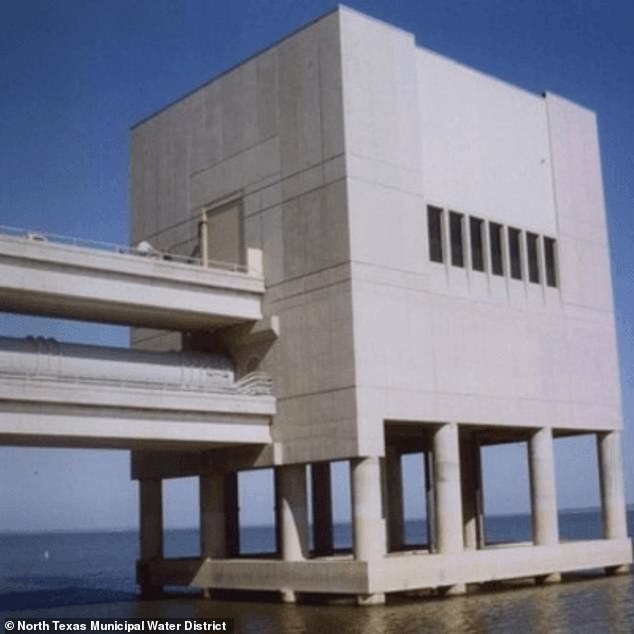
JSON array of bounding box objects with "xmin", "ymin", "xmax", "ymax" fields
[{"xmin": 1, "ymin": 510, "xmax": 633, "ymax": 633}]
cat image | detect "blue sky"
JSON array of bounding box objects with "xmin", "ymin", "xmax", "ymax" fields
[{"xmin": 0, "ymin": 0, "xmax": 633, "ymax": 531}]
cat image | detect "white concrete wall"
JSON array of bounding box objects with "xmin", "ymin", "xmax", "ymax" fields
[
  {"xmin": 131, "ymin": 11, "xmax": 359, "ymax": 464},
  {"xmin": 131, "ymin": 8, "xmax": 624, "ymax": 464},
  {"xmin": 338, "ymin": 8, "xmax": 623, "ymax": 456},
  {"xmin": 417, "ymin": 50, "xmax": 557, "ymax": 233}
]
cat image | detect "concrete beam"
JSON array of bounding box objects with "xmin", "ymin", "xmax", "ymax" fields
[
  {"xmin": 311, "ymin": 462, "xmax": 334, "ymax": 556},
  {"xmin": 0, "ymin": 234, "xmax": 265, "ymax": 330},
  {"xmin": 200, "ymin": 473, "xmax": 226, "ymax": 559}
]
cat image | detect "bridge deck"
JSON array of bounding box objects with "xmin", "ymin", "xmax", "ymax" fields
[
  {"xmin": 0, "ymin": 229, "xmax": 264, "ymax": 330},
  {"xmin": 0, "ymin": 373, "xmax": 274, "ymax": 449}
]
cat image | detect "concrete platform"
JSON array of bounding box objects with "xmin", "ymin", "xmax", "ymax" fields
[
  {"xmin": 138, "ymin": 539, "xmax": 632, "ymax": 598},
  {"xmin": 0, "ymin": 230, "xmax": 264, "ymax": 329}
]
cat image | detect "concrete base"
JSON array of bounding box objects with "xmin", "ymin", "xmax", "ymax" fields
[
  {"xmin": 357, "ymin": 593, "xmax": 386, "ymax": 606},
  {"xmin": 280, "ymin": 589, "xmax": 298, "ymax": 603},
  {"xmin": 438, "ymin": 583, "xmax": 467, "ymax": 596},
  {"xmin": 137, "ymin": 538, "xmax": 632, "ymax": 602},
  {"xmin": 606, "ymin": 564, "xmax": 630, "ymax": 576},
  {"xmin": 535, "ymin": 572, "xmax": 562, "ymax": 585}
]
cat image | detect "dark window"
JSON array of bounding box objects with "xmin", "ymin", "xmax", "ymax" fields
[
  {"xmin": 489, "ymin": 222, "xmax": 504, "ymax": 276},
  {"xmin": 544, "ymin": 237, "xmax": 558, "ymax": 287},
  {"xmin": 508, "ymin": 228, "xmax": 522, "ymax": 280},
  {"xmin": 526, "ymin": 232, "xmax": 540, "ymax": 284},
  {"xmin": 449, "ymin": 212, "xmax": 464, "ymax": 267},
  {"xmin": 470, "ymin": 217, "xmax": 485, "ymax": 272},
  {"xmin": 427, "ymin": 206, "xmax": 444, "ymax": 263}
]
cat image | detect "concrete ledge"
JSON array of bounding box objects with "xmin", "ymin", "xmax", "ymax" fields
[
  {"xmin": 0, "ymin": 376, "xmax": 276, "ymax": 415},
  {"xmin": 142, "ymin": 557, "xmax": 370, "ymax": 595},
  {"xmin": 370, "ymin": 539, "xmax": 633, "ymax": 593},
  {"xmin": 0, "ymin": 380, "xmax": 275, "ymax": 448},
  {"xmin": 139, "ymin": 539, "xmax": 631, "ymax": 598},
  {"xmin": 0, "ymin": 236, "xmax": 264, "ymax": 329}
]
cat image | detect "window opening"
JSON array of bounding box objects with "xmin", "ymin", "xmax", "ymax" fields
[
  {"xmin": 489, "ymin": 222, "xmax": 504, "ymax": 276},
  {"xmin": 544, "ymin": 237, "xmax": 558, "ymax": 287},
  {"xmin": 470, "ymin": 217, "xmax": 485, "ymax": 272},
  {"xmin": 508, "ymin": 227, "xmax": 523, "ymax": 280},
  {"xmin": 526, "ymin": 232, "xmax": 540, "ymax": 284},
  {"xmin": 427, "ymin": 206, "xmax": 444, "ymax": 263},
  {"xmin": 449, "ymin": 211, "xmax": 464, "ymax": 268}
]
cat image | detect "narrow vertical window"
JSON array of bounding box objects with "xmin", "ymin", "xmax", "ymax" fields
[
  {"xmin": 449, "ymin": 211, "xmax": 464, "ymax": 267},
  {"xmin": 470, "ymin": 217, "xmax": 485, "ymax": 272},
  {"xmin": 544, "ymin": 237, "xmax": 558, "ymax": 287},
  {"xmin": 508, "ymin": 227, "xmax": 522, "ymax": 280},
  {"xmin": 489, "ymin": 222, "xmax": 504, "ymax": 276},
  {"xmin": 526, "ymin": 232, "xmax": 540, "ymax": 284},
  {"xmin": 427, "ymin": 206, "xmax": 444, "ymax": 263}
]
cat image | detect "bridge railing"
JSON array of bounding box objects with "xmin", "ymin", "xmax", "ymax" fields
[{"xmin": 0, "ymin": 224, "xmax": 254, "ymax": 275}]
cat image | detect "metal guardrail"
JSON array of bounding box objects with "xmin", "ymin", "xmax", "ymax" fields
[{"xmin": 0, "ymin": 225, "xmax": 250, "ymax": 274}]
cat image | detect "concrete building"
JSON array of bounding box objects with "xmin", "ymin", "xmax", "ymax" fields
[{"xmin": 0, "ymin": 7, "xmax": 630, "ymax": 605}]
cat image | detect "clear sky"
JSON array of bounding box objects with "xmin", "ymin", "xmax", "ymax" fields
[{"xmin": 0, "ymin": 0, "xmax": 633, "ymax": 532}]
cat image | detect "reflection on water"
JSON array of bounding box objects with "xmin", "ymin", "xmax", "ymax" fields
[{"xmin": 5, "ymin": 574, "xmax": 634, "ymax": 633}]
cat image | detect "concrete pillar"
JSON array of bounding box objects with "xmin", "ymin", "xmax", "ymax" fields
[
  {"xmin": 598, "ymin": 431, "xmax": 628, "ymax": 539},
  {"xmin": 351, "ymin": 457, "xmax": 386, "ymax": 606},
  {"xmin": 597, "ymin": 431, "xmax": 630, "ymax": 575},
  {"xmin": 140, "ymin": 478, "xmax": 163, "ymax": 560},
  {"xmin": 276, "ymin": 464, "xmax": 308, "ymax": 603},
  {"xmin": 460, "ymin": 434, "xmax": 482, "ymax": 550},
  {"xmin": 199, "ymin": 211, "xmax": 209, "ymax": 266},
  {"xmin": 433, "ymin": 424, "xmax": 464, "ymax": 554},
  {"xmin": 433, "ymin": 423, "xmax": 465, "ymax": 595},
  {"xmin": 200, "ymin": 472, "xmax": 226, "ymax": 559},
  {"xmin": 528, "ymin": 427, "xmax": 561, "ymax": 584},
  {"xmin": 138, "ymin": 478, "xmax": 163, "ymax": 596},
  {"xmin": 223, "ymin": 472, "xmax": 240, "ymax": 557},
  {"xmin": 311, "ymin": 462, "xmax": 334, "ymax": 556},
  {"xmin": 385, "ymin": 446, "xmax": 404, "ymax": 551},
  {"xmin": 276, "ymin": 464, "xmax": 309, "ymax": 561},
  {"xmin": 529, "ymin": 428, "xmax": 559, "ymax": 546},
  {"xmin": 424, "ymin": 450, "xmax": 436, "ymax": 552}
]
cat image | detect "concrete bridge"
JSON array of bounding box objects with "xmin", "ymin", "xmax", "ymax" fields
[
  {"xmin": 0, "ymin": 227, "xmax": 275, "ymax": 450},
  {"xmin": 0, "ymin": 227, "xmax": 265, "ymax": 329}
]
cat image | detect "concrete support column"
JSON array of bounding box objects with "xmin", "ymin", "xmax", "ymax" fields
[
  {"xmin": 199, "ymin": 211, "xmax": 209, "ymax": 266},
  {"xmin": 223, "ymin": 472, "xmax": 240, "ymax": 558},
  {"xmin": 200, "ymin": 472, "xmax": 226, "ymax": 559},
  {"xmin": 598, "ymin": 431, "xmax": 628, "ymax": 541},
  {"xmin": 529, "ymin": 428, "xmax": 559, "ymax": 546},
  {"xmin": 385, "ymin": 446, "xmax": 404, "ymax": 551},
  {"xmin": 140, "ymin": 478, "xmax": 163, "ymax": 560},
  {"xmin": 433, "ymin": 424, "xmax": 464, "ymax": 554},
  {"xmin": 138, "ymin": 478, "xmax": 163, "ymax": 596},
  {"xmin": 276, "ymin": 464, "xmax": 309, "ymax": 560},
  {"xmin": 597, "ymin": 431, "xmax": 630, "ymax": 574},
  {"xmin": 276, "ymin": 464, "xmax": 308, "ymax": 603},
  {"xmin": 351, "ymin": 457, "xmax": 386, "ymax": 606},
  {"xmin": 433, "ymin": 423, "xmax": 465, "ymax": 595},
  {"xmin": 460, "ymin": 434, "xmax": 482, "ymax": 550},
  {"xmin": 311, "ymin": 462, "xmax": 334, "ymax": 556},
  {"xmin": 424, "ymin": 450, "xmax": 436, "ymax": 552},
  {"xmin": 528, "ymin": 427, "xmax": 561, "ymax": 584}
]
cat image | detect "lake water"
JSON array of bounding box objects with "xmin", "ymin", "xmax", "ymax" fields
[{"xmin": 2, "ymin": 509, "xmax": 633, "ymax": 632}]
